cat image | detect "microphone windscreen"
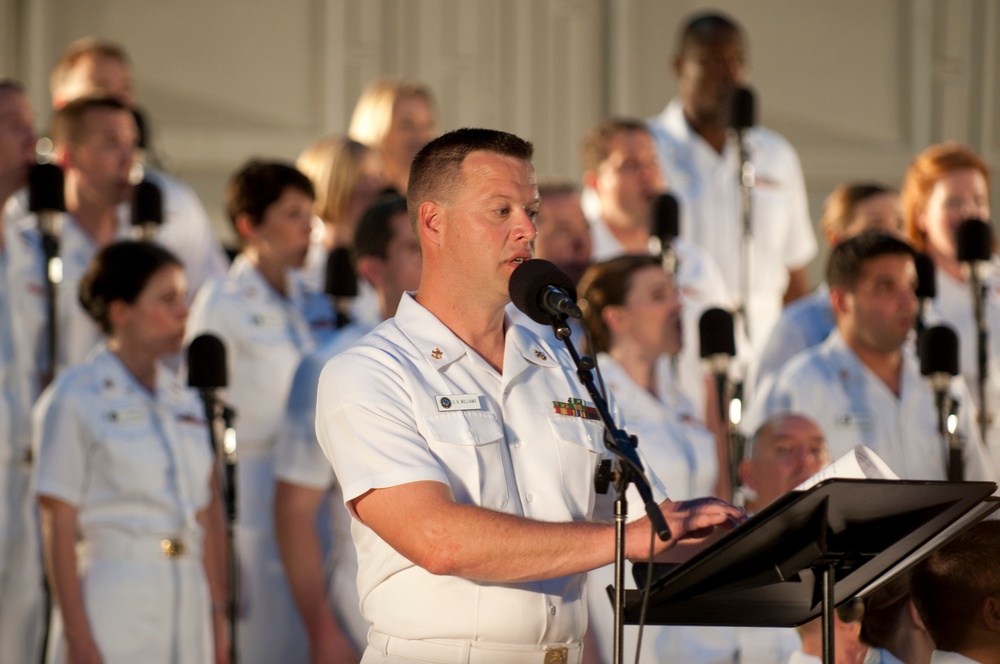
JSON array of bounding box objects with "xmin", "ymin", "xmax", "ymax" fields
[
  {"xmin": 919, "ymin": 324, "xmax": 959, "ymax": 377},
  {"xmin": 956, "ymin": 218, "xmax": 992, "ymax": 263},
  {"xmin": 913, "ymin": 251, "xmax": 936, "ymax": 300},
  {"xmin": 187, "ymin": 334, "xmax": 228, "ymax": 389},
  {"xmin": 651, "ymin": 193, "xmax": 680, "ymax": 245},
  {"xmin": 509, "ymin": 258, "xmax": 577, "ymax": 325},
  {"xmin": 325, "ymin": 247, "xmax": 359, "ymax": 298},
  {"xmin": 131, "ymin": 179, "xmax": 163, "ymax": 228},
  {"xmin": 699, "ymin": 307, "xmax": 736, "ymax": 358},
  {"xmin": 728, "ymin": 86, "xmax": 755, "ymax": 131},
  {"xmin": 28, "ymin": 162, "xmax": 66, "ymax": 213}
]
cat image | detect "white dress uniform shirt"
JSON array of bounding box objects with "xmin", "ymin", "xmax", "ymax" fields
[
  {"xmin": 756, "ymin": 284, "xmax": 834, "ymax": 389},
  {"xmin": 648, "ymin": 98, "xmax": 818, "ymax": 354},
  {"xmin": 274, "ymin": 321, "xmax": 372, "ymax": 652},
  {"xmin": 317, "ymin": 293, "xmax": 667, "ymax": 658},
  {"xmin": 747, "ymin": 329, "xmax": 996, "ymax": 482},
  {"xmin": 930, "ymin": 263, "xmax": 1000, "ymax": 478},
  {"xmin": 0, "ymin": 200, "xmax": 48, "ymax": 664},
  {"xmin": 186, "ymin": 254, "xmax": 335, "ymax": 664},
  {"xmin": 586, "ymin": 200, "xmax": 746, "ymax": 420},
  {"xmin": 929, "ymin": 651, "xmax": 983, "ymax": 664},
  {"xmin": 33, "ymin": 346, "xmax": 214, "ymax": 663}
]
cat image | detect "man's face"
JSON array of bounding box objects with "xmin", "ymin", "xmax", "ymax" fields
[
  {"xmin": 64, "ymin": 107, "xmax": 137, "ymax": 206},
  {"xmin": 674, "ymin": 28, "xmax": 748, "ymax": 123},
  {"xmin": 535, "ymin": 192, "xmax": 592, "ymax": 284},
  {"xmin": 250, "ymin": 187, "xmax": 315, "ymax": 269},
  {"xmin": 0, "ymin": 88, "xmax": 37, "ymax": 199},
  {"xmin": 437, "ymin": 150, "xmax": 538, "ymax": 307},
  {"xmin": 381, "ymin": 212, "xmax": 423, "ymax": 303},
  {"xmin": 593, "ymin": 130, "xmax": 664, "ymax": 230},
  {"xmin": 56, "ymin": 53, "xmax": 135, "ymax": 107},
  {"xmin": 837, "ymin": 254, "xmax": 918, "ymax": 355},
  {"xmin": 741, "ymin": 415, "xmax": 829, "ymax": 508},
  {"xmin": 917, "ymin": 168, "xmax": 991, "ymax": 262}
]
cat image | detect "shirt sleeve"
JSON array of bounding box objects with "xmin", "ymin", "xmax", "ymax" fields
[
  {"xmin": 33, "ymin": 379, "xmax": 90, "ymax": 507},
  {"xmin": 274, "ymin": 353, "xmax": 336, "ymax": 489}
]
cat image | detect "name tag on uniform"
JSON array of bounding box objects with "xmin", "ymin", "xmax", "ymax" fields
[
  {"xmin": 836, "ymin": 412, "xmax": 873, "ymax": 427},
  {"xmin": 435, "ymin": 394, "xmax": 482, "ymax": 412},
  {"xmin": 106, "ymin": 408, "xmax": 146, "ymax": 425}
]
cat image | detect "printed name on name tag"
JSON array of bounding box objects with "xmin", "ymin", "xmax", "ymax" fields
[{"xmin": 435, "ymin": 394, "xmax": 483, "ymax": 412}]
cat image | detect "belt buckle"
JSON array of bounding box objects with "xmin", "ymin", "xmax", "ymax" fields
[
  {"xmin": 543, "ymin": 647, "xmax": 568, "ymax": 664},
  {"xmin": 160, "ymin": 538, "xmax": 185, "ymax": 558}
]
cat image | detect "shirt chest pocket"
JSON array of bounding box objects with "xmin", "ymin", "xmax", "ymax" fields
[
  {"xmin": 96, "ymin": 412, "xmax": 174, "ymax": 497},
  {"xmin": 548, "ymin": 416, "xmax": 606, "ymax": 519},
  {"xmin": 424, "ymin": 411, "xmax": 509, "ymax": 511}
]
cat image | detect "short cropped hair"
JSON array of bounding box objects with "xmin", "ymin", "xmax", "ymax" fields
[
  {"xmin": 675, "ymin": 11, "xmax": 744, "ymax": 58},
  {"xmin": 50, "ymin": 37, "xmax": 130, "ymax": 99},
  {"xmin": 225, "ymin": 159, "xmax": 314, "ymax": 228},
  {"xmin": 48, "ymin": 95, "xmax": 131, "ymax": 148},
  {"xmin": 78, "ymin": 240, "xmax": 182, "ymax": 334},
  {"xmin": 353, "ymin": 193, "xmax": 409, "ymax": 261},
  {"xmin": 910, "ymin": 521, "xmax": 1000, "ymax": 651},
  {"xmin": 407, "ymin": 127, "xmax": 533, "ymax": 227},
  {"xmin": 826, "ymin": 230, "xmax": 914, "ymax": 291},
  {"xmin": 580, "ymin": 118, "xmax": 651, "ymax": 173},
  {"xmin": 0, "ymin": 79, "xmax": 25, "ymax": 95}
]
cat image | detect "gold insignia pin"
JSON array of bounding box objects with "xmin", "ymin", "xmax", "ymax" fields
[
  {"xmin": 534, "ymin": 349, "xmax": 547, "ymax": 361},
  {"xmin": 431, "ymin": 348, "xmax": 443, "ymax": 360}
]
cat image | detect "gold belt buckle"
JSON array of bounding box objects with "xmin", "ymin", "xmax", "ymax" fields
[
  {"xmin": 543, "ymin": 647, "xmax": 568, "ymax": 664},
  {"xmin": 160, "ymin": 538, "xmax": 185, "ymax": 558}
]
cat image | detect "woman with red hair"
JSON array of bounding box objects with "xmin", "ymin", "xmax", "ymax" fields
[{"xmin": 902, "ymin": 142, "xmax": 998, "ymax": 476}]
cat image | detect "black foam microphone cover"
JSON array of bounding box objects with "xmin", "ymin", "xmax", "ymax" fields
[
  {"xmin": 325, "ymin": 247, "xmax": 359, "ymax": 298},
  {"xmin": 956, "ymin": 218, "xmax": 993, "ymax": 263},
  {"xmin": 919, "ymin": 324, "xmax": 959, "ymax": 377},
  {"xmin": 131, "ymin": 179, "xmax": 164, "ymax": 228},
  {"xmin": 728, "ymin": 86, "xmax": 755, "ymax": 131},
  {"xmin": 28, "ymin": 162, "xmax": 66, "ymax": 213},
  {"xmin": 699, "ymin": 307, "xmax": 736, "ymax": 358},
  {"xmin": 913, "ymin": 251, "xmax": 937, "ymax": 300},
  {"xmin": 651, "ymin": 193, "xmax": 680, "ymax": 245},
  {"xmin": 509, "ymin": 258, "xmax": 577, "ymax": 325},
  {"xmin": 187, "ymin": 334, "xmax": 228, "ymax": 389}
]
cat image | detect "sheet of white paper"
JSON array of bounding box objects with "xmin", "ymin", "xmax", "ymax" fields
[{"xmin": 794, "ymin": 444, "xmax": 900, "ymax": 492}]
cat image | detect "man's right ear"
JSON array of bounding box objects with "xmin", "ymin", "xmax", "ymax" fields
[{"xmin": 417, "ymin": 200, "xmax": 443, "ymax": 248}]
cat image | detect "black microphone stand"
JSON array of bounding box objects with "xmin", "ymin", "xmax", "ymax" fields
[
  {"xmin": 548, "ymin": 315, "xmax": 669, "ymax": 664},
  {"xmin": 969, "ymin": 266, "xmax": 990, "ymax": 444},
  {"xmin": 200, "ymin": 391, "xmax": 239, "ymax": 664}
]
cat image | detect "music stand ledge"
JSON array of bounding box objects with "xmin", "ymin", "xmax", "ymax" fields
[{"xmin": 622, "ymin": 479, "xmax": 999, "ymax": 664}]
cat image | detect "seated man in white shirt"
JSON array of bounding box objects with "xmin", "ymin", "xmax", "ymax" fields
[
  {"xmin": 315, "ymin": 127, "xmax": 742, "ymax": 664},
  {"xmin": 910, "ymin": 520, "xmax": 1000, "ymax": 664},
  {"xmin": 274, "ymin": 193, "xmax": 421, "ymax": 663},
  {"xmin": 747, "ymin": 231, "xmax": 995, "ymax": 482}
]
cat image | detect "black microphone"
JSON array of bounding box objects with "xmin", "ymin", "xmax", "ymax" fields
[
  {"xmin": 728, "ymin": 86, "xmax": 756, "ymax": 131},
  {"xmin": 188, "ymin": 333, "xmax": 228, "ymax": 392},
  {"xmin": 650, "ymin": 193, "xmax": 681, "ymax": 276},
  {"xmin": 699, "ymin": 307, "xmax": 737, "ymax": 370},
  {"xmin": 131, "ymin": 178, "xmax": 163, "ymax": 241},
  {"xmin": 325, "ymin": 247, "xmax": 358, "ymax": 328},
  {"xmin": 956, "ymin": 218, "xmax": 992, "ymax": 264},
  {"xmin": 29, "ymin": 162, "xmax": 66, "ymax": 237},
  {"xmin": 509, "ymin": 258, "xmax": 580, "ymax": 324},
  {"xmin": 919, "ymin": 324, "xmax": 959, "ymax": 390},
  {"xmin": 914, "ymin": 251, "xmax": 937, "ymax": 300}
]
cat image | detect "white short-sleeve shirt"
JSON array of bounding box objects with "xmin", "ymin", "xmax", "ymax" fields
[
  {"xmin": 648, "ymin": 98, "xmax": 818, "ymax": 352},
  {"xmin": 316, "ymin": 293, "xmax": 666, "ymax": 645}
]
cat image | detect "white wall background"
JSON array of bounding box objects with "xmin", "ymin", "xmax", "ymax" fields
[{"xmin": 2, "ymin": 0, "xmax": 998, "ymax": 277}]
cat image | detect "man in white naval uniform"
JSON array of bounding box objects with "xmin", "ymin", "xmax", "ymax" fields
[
  {"xmin": 580, "ymin": 117, "xmax": 738, "ymax": 425},
  {"xmin": 0, "ymin": 79, "xmax": 48, "ymax": 664},
  {"xmin": 315, "ymin": 128, "xmax": 742, "ymax": 664},
  {"xmin": 747, "ymin": 231, "xmax": 996, "ymax": 483},
  {"xmin": 910, "ymin": 521, "xmax": 1000, "ymax": 664},
  {"xmin": 647, "ymin": 12, "xmax": 817, "ymax": 355},
  {"xmin": 275, "ymin": 193, "xmax": 422, "ymax": 663},
  {"xmin": 49, "ymin": 37, "xmax": 229, "ymax": 294}
]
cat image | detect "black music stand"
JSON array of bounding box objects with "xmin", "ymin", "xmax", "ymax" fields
[{"xmin": 621, "ymin": 479, "xmax": 999, "ymax": 664}]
